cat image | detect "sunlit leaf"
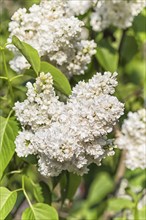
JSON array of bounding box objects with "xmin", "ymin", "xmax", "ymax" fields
[
  {"xmin": 87, "ymin": 172, "xmax": 114, "ymax": 205},
  {"xmin": 0, "ymin": 187, "xmax": 17, "ymax": 219},
  {"xmin": 32, "ymin": 184, "xmax": 44, "ymax": 203},
  {"xmin": 96, "ymin": 47, "xmax": 118, "ymax": 72},
  {"xmin": 40, "ymin": 61, "xmax": 71, "ymax": 96},
  {"xmin": 12, "ymin": 36, "xmax": 40, "ymax": 75},
  {"xmin": 21, "ymin": 203, "xmax": 58, "ymax": 220},
  {"xmin": 0, "ymin": 116, "xmax": 18, "ymax": 179}
]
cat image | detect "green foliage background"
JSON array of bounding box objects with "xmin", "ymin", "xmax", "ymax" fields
[{"xmin": 0, "ymin": 1, "xmax": 145, "ymax": 220}]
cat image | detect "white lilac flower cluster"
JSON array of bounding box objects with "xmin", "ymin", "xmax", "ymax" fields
[
  {"xmin": 14, "ymin": 71, "xmax": 124, "ymax": 177},
  {"xmin": 90, "ymin": 0, "xmax": 145, "ymax": 31},
  {"xmin": 68, "ymin": 0, "xmax": 96, "ymax": 15},
  {"xmin": 7, "ymin": 0, "xmax": 96, "ymax": 78},
  {"xmin": 116, "ymin": 109, "xmax": 146, "ymax": 170},
  {"xmin": 68, "ymin": 0, "xmax": 145, "ymax": 31}
]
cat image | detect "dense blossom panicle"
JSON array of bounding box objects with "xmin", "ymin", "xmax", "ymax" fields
[
  {"xmin": 67, "ymin": 40, "xmax": 96, "ymax": 76},
  {"xmin": 115, "ymin": 109, "xmax": 146, "ymax": 170},
  {"xmin": 90, "ymin": 0, "xmax": 145, "ymax": 31},
  {"xmin": 68, "ymin": 0, "xmax": 96, "ymax": 15},
  {"xmin": 7, "ymin": 0, "xmax": 96, "ymax": 77},
  {"xmin": 14, "ymin": 73, "xmax": 64, "ymax": 131},
  {"xmin": 68, "ymin": 0, "xmax": 145, "ymax": 31},
  {"xmin": 14, "ymin": 72, "xmax": 124, "ymax": 177}
]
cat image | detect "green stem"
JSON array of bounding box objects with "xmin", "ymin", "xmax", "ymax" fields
[
  {"xmin": 8, "ymin": 109, "xmax": 14, "ymax": 118},
  {"xmin": 22, "ymin": 176, "xmax": 33, "ymax": 208},
  {"xmin": 10, "ymin": 74, "xmax": 24, "ymax": 82},
  {"xmin": 22, "ymin": 176, "xmax": 37, "ymax": 217},
  {"xmin": 6, "ymin": 169, "xmax": 23, "ymax": 176},
  {"xmin": 2, "ymin": 50, "xmax": 14, "ymax": 103},
  {"xmin": 115, "ymin": 149, "xmax": 126, "ymax": 185},
  {"xmin": 134, "ymin": 202, "xmax": 139, "ymax": 220},
  {"xmin": 14, "ymin": 188, "xmax": 23, "ymax": 193},
  {"xmin": 0, "ymin": 76, "xmax": 8, "ymax": 80}
]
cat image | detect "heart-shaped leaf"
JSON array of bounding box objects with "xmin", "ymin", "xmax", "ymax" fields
[
  {"xmin": 21, "ymin": 203, "xmax": 58, "ymax": 220},
  {"xmin": 0, "ymin": 187, "xmax": 17, "ymax": 219}
]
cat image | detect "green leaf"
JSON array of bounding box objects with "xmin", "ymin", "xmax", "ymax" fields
[
  {"xmin": 87, "ymin": 172, "xmax": 114, "ymax": 205},
  {"xmin": 0, "ymin": 187, "xmax": 17, "ymax": 219},
  {"xmin": 107, "ymin": 198, "xmax": 134, "ymax": 212},
  {"xmin": 22, "ymin": 155, "xmax": 38, "ymax": 165},
  {"xmin": 60, "ymin": 172, "xmax": 81, "ymax": 203},
  {"xmin": 96, "ymin": 47, "xmax": 118, "ymax": 72},
  {"xmin": 22, "ymin": 175, "xmax": 44, "ymax": 203},
  {"xmin": 124, "ymin": 57, "xmax": 145, "ymax": 85},
  {"xmin": 120, "ymin": 35, "xmax": 138, "ymax": 64},
  {"xmin": 125, "ymin": 187, "xmax": 138, "ymax": 203},
  {"xmin": 24, "ymin": 68, "xmax": 36, "ymax": 78},
  {"xmin": 39, "ymin": 181, "xmax": 52, "ymax": 205},
  {"xmin": 60, "ymin": 172, "xmax": 68, "ymax": 204},
  {"xmin": 40, "ymin": 61, "xmax": 71, "ymax": 96},
  {"xmin": 32, "ymin": 183, "xmax": 44, "ymax": 203},
  {"xmin": 5, "ymin": 214, "xmax": 13, "ymax": 220},
  {"xmin": 133, "ymin": 9, "xmax": 146, "ymax": 43},
  {"xmin": 67, "ymin": 173, "xmax": 81, "ymax": 200},
  {"xmin": 52, "ymin": 174, "xmax": 62, "ymax": 189},
  {"xmin": 0, "ymin": 116, "xmax": 18, "ymax": 179},
  {"xmin": 12, "ymin": 36, "xmax": 40, "ymax": 75},
  {"xmin": 21, "ymin": 203, "xmax": 58, "ymax": 220},
  {"xmin": 126, "ymin": 169, "xmax": 146, "ymax": 188}
]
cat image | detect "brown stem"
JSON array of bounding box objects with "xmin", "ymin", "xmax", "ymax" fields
[
  {"xmin": 115, "ymin": 149, "xmax": 126, "ymax": 185},
  {"xmin": 114, "ymin": 124, "xmax": 126, "ymax": 187},
  {"xmin": 12, "ymin": 199, "xmax": 28, "ymax": 220}
]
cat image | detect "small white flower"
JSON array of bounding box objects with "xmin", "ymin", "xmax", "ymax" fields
[{"xmin": 15, "ymin": 130, "xmax": 36, "ymax": 157}]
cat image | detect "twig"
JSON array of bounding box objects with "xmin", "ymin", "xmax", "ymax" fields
[
  {"xmin": 115, "ymin": 149, "xmax": 126, "ymax": 185},
  {"xmin": 12, "ymin": 199, "xmax": 28, "ymax": 220},
  {"xmin": 114, "ymin": 124, "xmax": 126, "ymax": 187}
]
